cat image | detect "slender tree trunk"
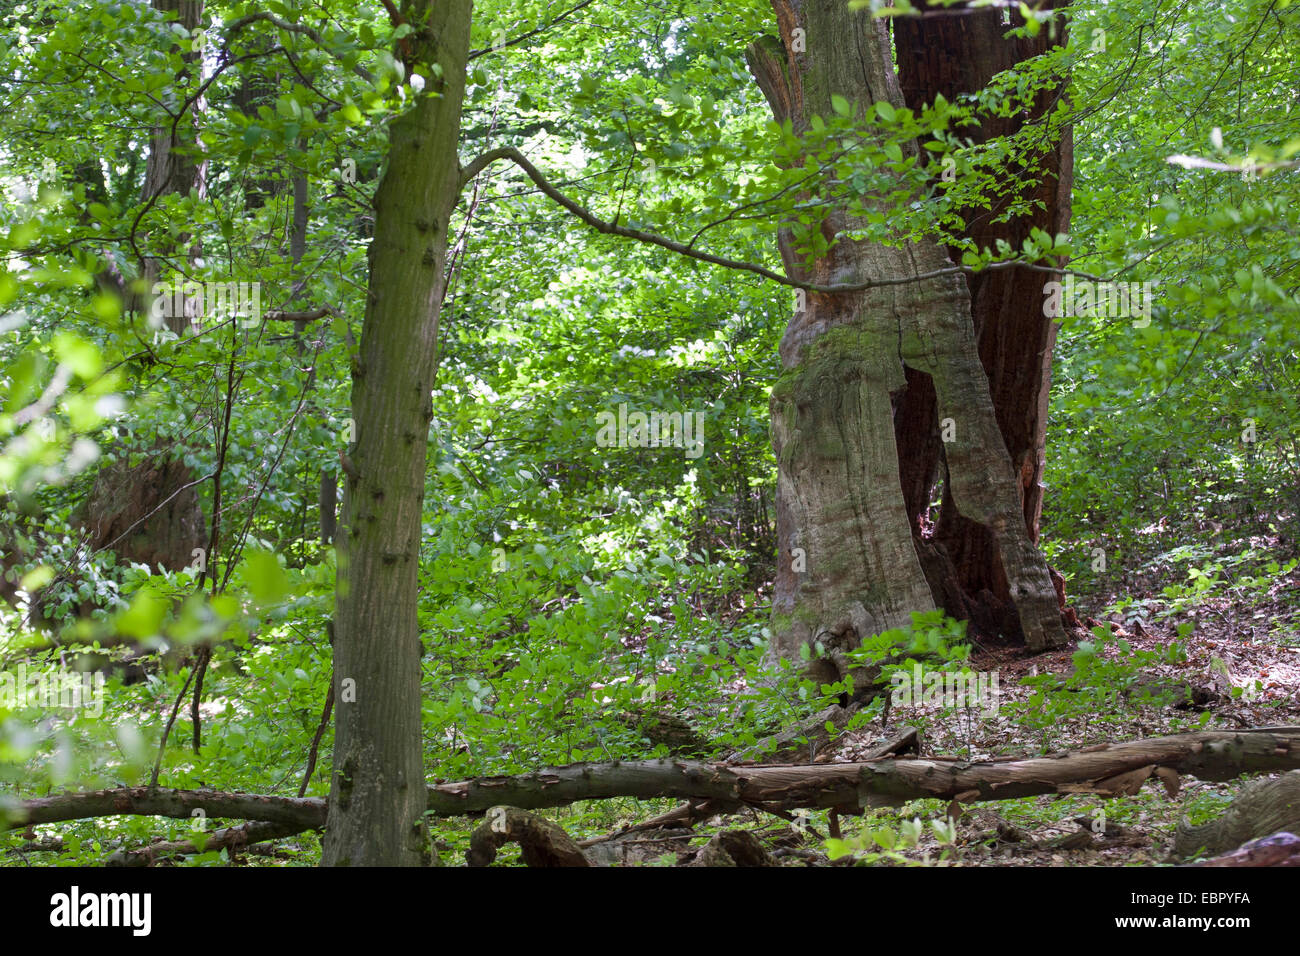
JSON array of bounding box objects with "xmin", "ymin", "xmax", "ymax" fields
[
  {"xmin": 747, "ymin": 0, "xmax": 1066, "ymax": 674},
  {"xmin": 321, "ymin": 0, "xmax": 472, "ymax": 866},
  {"xmin": 232, "ymin": 31, "xmax": 278, "ymax": 211}
]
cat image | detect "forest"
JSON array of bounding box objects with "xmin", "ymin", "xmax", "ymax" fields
[{"xmin": 0, "ymin": 0, "xmax": 1298, "ymax": 889}]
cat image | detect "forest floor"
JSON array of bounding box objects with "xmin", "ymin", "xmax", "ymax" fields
[
  {"xmin": 481, "ymin": 544, "xmax": 1300, "ymax": 867},
  {"xmin": 817, "ymin": 561, "xmax": 1300, "ymax": 866}
]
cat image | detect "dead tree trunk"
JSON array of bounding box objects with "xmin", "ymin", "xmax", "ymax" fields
[
  {"xmin": 746, "ymin": 1, "xmax": 1067, "ymax": 674},
  {"xmin": 892, "ymin": 2, "xmax": 1077, "ymax": 637}
]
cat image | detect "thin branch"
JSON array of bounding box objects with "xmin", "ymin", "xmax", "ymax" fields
[
  {"xmin": 223, "ymin": 12, "xmax": 374, "ymax": 81},
  {"xmin": 298, "ymin": 629, "xmax": 335, "ymax": 798},
  {"xmin": 190, "ymin": 646, "xmax": 211, "ymax": 754},
  {"xmin": 457, "ymin": 147, "xmax": 1100, "ymax": 293},
  {"xmin": 217, "ymin": 333, "xmax": 326, "ymax": 593},
  {"xmin": 150, "ymin": 665, "xmax": 197, "ymax": 789},
  {"xmin": 467, "ymin": 0, "xmax": 598, "ymax": 60},
  {"xmin": 265, "ymin": 307, "xmax": 332, "ymax": 323}
]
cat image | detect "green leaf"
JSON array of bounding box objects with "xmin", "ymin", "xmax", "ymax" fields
[
  {"xmin": 824, "ymin": 838, "xmax": 855, "ymax": 860},
  {"xmin": 19, "ymin": 565, "xmax": 54, "ymax": 591},
  {"xmin": 117, "ymin": 589, "xmax": 167, "ymax": 639},
  {"xmin": 244, "ymin": 549, "xmax": 289, "ymax": 606},
  {"xmin": 53, "ymin": 332, "xmax": 102, "ymax": 378}
]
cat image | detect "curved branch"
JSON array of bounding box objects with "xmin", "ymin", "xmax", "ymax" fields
[
  {"xmin": 468, "ymin": 0, "xmax": 598, "ymax": 61},
  {"xmin": 457, "ymin": 146, "xmax": 1098, "ymax": 293}
]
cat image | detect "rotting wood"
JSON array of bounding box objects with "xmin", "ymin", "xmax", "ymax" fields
[
  {"xmin": 1173, "ymin": 769, "xmax": 1300, "ymax": 860},
  {"xmin": 466, "ymin": 806, "xmax": 588, "ymax": 867},
  {"xmin": 8, "ymin": 728, "xmax": 1296, "ymax": 835}
]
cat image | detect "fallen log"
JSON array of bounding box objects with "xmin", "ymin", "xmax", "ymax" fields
[
  {"xmin": 1191, "ymin": 831, "xmax": 1300, "ymax": 867},
  {"xmin": 424, "ymin": 727, "xmax": 1300, "ymax": 817},
  {"xmin": 3, "ymin": 728, "xmax": 1297, "ymax": 832},
  {"xmin": 104, "ymin": 821, "xmax": 317, "ymax": 867},
  {"xmin": 1173, "ymin": 770, "xmax": 1300, "ymax": 860},
  {"xmin": 586, "ymin": 728, "xmax": 920, "ymax": 847},
  {"xmin": 467, "ymin": 807, "xmax": 589, "ymax": 867},
  {"xmin": 5, "ymin": 788, "xmax": 328, "ymax": 829}
]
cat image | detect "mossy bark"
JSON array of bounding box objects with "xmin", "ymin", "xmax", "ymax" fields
[
  {"xmin": 748, "ymin": 0, "xmax": 1067, "ymax": 670},
  {"xmin": 893, "ymin": 1, "xmax": 1075, "ymax": 636},
  {"xmin": 322, "ymin": 0, "xmax": 472, "ymax": 867},
  {"xmin": 1174, "ymin": 771, "xmax": 1300, "ymax": 860}
]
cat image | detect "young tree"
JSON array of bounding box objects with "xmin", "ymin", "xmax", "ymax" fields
[{"xmin": 322, "ymin": 0, "xmax": 472, "ymax": 866}]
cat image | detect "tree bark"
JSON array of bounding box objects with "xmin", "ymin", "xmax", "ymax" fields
[
  {"xmin": 322, "ymin": 0, "xmax": 472, "ymax": 866},
  {"xmin": 466, "ymin": 807, "xmax": 590, "ymax": 867},
  {"xmin": 892, "ymin": 2, "xmax": 1076, "ymax": 636},
  {"xmin": 13, "ymin": 729, "xmax": 1296, "ymax": 833},
  {"xmin": 142, "ymin": 0, "xmax": 207, "ymax": 336},
  {"xmin": 747, "ymin": 0, "xmax": 1067, "ymax": 668}
]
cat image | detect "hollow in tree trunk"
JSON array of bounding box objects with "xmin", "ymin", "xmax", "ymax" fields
[
  {"xmin": 892, "ymin": 0, "xmax": 1079, "ymax": 639},
  {"xmin": 746, "ymin": 1, "xmax": 1068, "ymax": 682}
]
